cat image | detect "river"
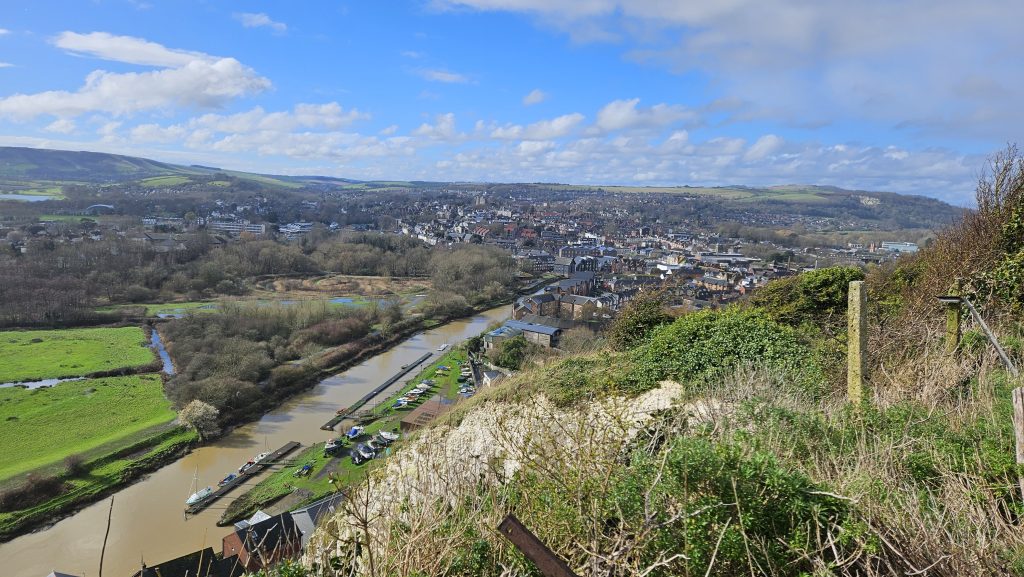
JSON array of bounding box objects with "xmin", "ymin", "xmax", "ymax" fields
[{"xmin": 2, "ymin": 306, "xmax": 509, "ymax": 577}]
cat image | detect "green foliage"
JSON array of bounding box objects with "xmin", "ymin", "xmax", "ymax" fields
[
  {"xmin": 751, "ymin": 266, "xmax": 865, "ymax": 326},
  {"xmin": 628, "ymin": 308, "xmax": 825, "ymax": 395},
  {"xmin": 494, "ymin": 335, "xmax": 532, "ymax": 370},
  {"xmin": 606, "ymin": 290, "xmax": 673, "ymax": 350}
]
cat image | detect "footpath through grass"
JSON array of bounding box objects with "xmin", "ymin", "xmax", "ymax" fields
[
  {"xmin": 0, "ymin": 374, "xmax": 177, "ymax": 481},
  {"xmin": 0, "ymin": 326, "xmax": 155, "ymax": 382}
]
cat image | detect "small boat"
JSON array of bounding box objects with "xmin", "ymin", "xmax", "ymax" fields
[
  {"xmin": 238, "ymin": 460, "xmax": 256, "ymax": 474},
  {"xmin": 325, "ymin": 438, "xmax": 341, "ymax": 451},
  {"xmin": 378, "ymin": 430, "xmax": 400, "ymax": 442},
  {"xmin": 392, "ymin": 399, "xmax": 408, "ymax": 409},
  {"xmin": 437, "ymin": 343, "xmax": 449, "ymax": 351},
  {"xmin": 346, "ymin": 425, "xmax": 365, "ymax": 440},
  {"xmin": 335, "ymin": 406, "xmax": 350, "ymax": 415},
  {"xmin": 293, "ymin": 463, "xmax": 314, "ymax": 477},
  {"xmin": 218, "ymin": 473, "xmax": 237, "ymax": 487},
  {"xmin": 254, "ymin": 452, "xmax": 270, "ymax": 463},
  {"xmin": 186, "ymin": 486, "xmax": 214, "ymax": 506}
]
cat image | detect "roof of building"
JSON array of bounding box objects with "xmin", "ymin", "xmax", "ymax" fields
[
  {"xmin": 291, "ymin": 493, "xmax": 345, "ymax": 547},
  {"xmin": 131, "ymin": 547, "xmax": 241, "ymax": 577},
  {"xmin": 560, "ymin": 295, "xmax": 600, "ymax": 306},
  {"xmin": 234, "ymin": 513, "xmax": 302, "ymax": 557},
  {"xmin": 504, "ymin": 319, "xmax": 562, "ymax": 336}
]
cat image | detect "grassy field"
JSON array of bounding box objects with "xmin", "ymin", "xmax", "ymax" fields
[
  {"xmin": 0, "ymin": 326, "xmax": 156, "ymax": 382},
  {"xmin": 0, "ymin": 374, "xmax": 177, "ymax": 481},
  {"xmin": 0, "ymin": 426, "xmax": 197, "ymax": 539},
  {"xmin": 138, "ymin": 175, "xmax": 191, "ymax": 187}
]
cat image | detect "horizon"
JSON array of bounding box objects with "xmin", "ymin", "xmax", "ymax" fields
[{"xmin": 1, "ymin": 1, "xmax": 1021, "ymax": 206}]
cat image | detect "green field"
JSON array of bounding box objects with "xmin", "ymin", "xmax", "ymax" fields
[
  {"xmin": 0, "ymin": 374, "xmax": 177, "ymax": 481},
  {"xmin": 0, "ymin": 326, "xmax": 155, "ymax": 382},
  {"xmin": 138, "ymin": 175, "xmax": 191, "ymax": 187}
]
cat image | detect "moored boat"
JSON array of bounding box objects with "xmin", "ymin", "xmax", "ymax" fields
[{"xmin": 186, "ymin": 486, "xmax": 214, "ymax": 506}]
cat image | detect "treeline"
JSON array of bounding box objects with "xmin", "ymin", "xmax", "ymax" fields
[
  {"xmin": 0, "ymin": 229, "xmax": 518, "ymax": 327},
  {"xmin": 161, "ymin": 301, "xmax": 386, "ymax": 420}
]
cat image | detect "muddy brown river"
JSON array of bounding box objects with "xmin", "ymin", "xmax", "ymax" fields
[{"xmin": 2, "ymin": 306, "xmax": 509, "ymax": 577}]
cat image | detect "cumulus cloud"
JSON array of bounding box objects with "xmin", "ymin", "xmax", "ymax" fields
[
  {"xmin": 744, "ymin": 134, "xmax": 783, "ymax": 161},
  {"xmin": 418, "ymin": 69, "xmax": 471, "ymax": 83},
  {"xmin": 489, "ymin": 112, "xmax": 584, "ymax": 140},
  {"xmin": 0, "ymin": 32, "xmax": 270, "ymax": 119},
  {"xmin": 44, "ymin": 118, "xmax": 76, "ymax": 134},
  {"xmin": 413, "ymin": 112, "xmax": 460, "ymax": 139},
  {"xmin": 235, "ymin": 13, "xmax": 287, "ymax": 33},
  {"xmin": 438, "ymin": 0, "xmax": 1024, "ymax": 140},
  {"xmin": 523, "ymin": 88, "xmax": 547, "ymax": 105},
  {"xmin": 593, "ymin": 98, "xmax": 699, "ymax": 133}
]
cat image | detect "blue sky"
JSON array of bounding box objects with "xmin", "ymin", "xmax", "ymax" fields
[{"xmin": 1, "ymin": 1, "xmax": 1022, "ymax": 205}]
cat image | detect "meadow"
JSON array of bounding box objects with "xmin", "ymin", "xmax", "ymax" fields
[
  {"xmin": 0, "ymin": 374, "xmax": 177, "ymax": 481},
  {"xmin": 0, "ymin": 326, "xmax": 156, "ymax": 383}
]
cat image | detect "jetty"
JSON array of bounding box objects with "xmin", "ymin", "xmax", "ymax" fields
[
  {"xmin": 321, "ymin": 352, "xmax": 435, "ymax": 430},
  {"xmin": 185, "ymin": 441, "xmax": 301, "ymax": 515}
]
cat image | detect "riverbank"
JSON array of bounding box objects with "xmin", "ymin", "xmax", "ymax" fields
[
  {"xmin": 219, "ymin": 346, "xmax": 472, "ymax": 524},
  {"xmin": 0, "ymin": 425, "xmax": 198, "ymax": 541}
]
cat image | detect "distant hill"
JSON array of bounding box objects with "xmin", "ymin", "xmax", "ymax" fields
[{"xmin": 0, "ymin": 146, "xmax": 963, "ymax": 230}]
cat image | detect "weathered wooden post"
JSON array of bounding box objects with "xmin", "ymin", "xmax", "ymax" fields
[
  {"xmin": 847, "ymin": 280, "xmax": 867, "ymax": 406},
  {"xmin": 498, "ymin": 514, "xmax": 579, "ymax": 577},
  {"xmin": 1012, "ymin": 388, "xmax": 1024, "ymax": 499},
  {"xmin": 940, "ymin": 282, "xmax": 964, "ymax": 353}
]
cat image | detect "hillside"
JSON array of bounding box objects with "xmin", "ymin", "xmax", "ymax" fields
[{"xmin": 0, "ymin": 146, "xmax": 962, "ymax": 232}]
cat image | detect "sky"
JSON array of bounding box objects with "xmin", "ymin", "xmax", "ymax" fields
[{"xmin": 1, "ymin": 1, "xmax": 1022, "ymax": 205}]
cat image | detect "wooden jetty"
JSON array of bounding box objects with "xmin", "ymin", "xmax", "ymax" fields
[
  {"xmin": 321, "ymin": 351, "xmax": 435, "ymax": 431},
  {"xmin": 185, "ymin": 441, "xmax": 301, "ymax": 515}
]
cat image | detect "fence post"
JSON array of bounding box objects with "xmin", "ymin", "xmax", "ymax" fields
[
  {"xmin": 1013, "ymin": 388, "xmax": 1024, "ymax": 500},
  {"xmin": 848, "ymin": 281, "xmax": 867, "ymax": 406}
]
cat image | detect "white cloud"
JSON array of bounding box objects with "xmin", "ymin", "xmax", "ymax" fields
[
  {"xmin": 413, "ymin": 113, "xmax": 459, "ymax": 139},
  {"xmin": 235, "ymin": 13, "xmax": 287, "ymax": 33},
  {"xmin": 401, "ymin": 50, "xmax": 424, "ymax": 59},
  {"xmin": 490, "ymin": 112, "xmax": 584, "ymax": 140},
  {"xmin": 0, "ymin": 62, "xmax": 11, "ymax": 68},
  {"xmin": 593, "ymin": 98, "xmax": 699, "ymax": 132},
  {"xmin": 0, "ymin": 33, "xmax": 270, "ymax": 119},
  {"xmin": 0, "ymin": 28, "xmax": 9, "ymax": 36},
  {"xmin": 744, "ymin": 134, "xmax": 783, "ymax": 161},
  {"xmin": 54, "ymin": 31, "xmax": 212, "ymax": 67},
  {"xmin": 44, "ymin": 118, "xmax": 76, "ymax": 134},
  {"xmin": 418, "ymin": 69, "xmax": 471, "ymax": 83},
  {"xmin": 523, "ymin": 88, "xmax": 547, "ymax": 105},
  {"xmin": 439, "ymin": 0, "xmax": 1024, "ymax": 140},
  {"xmin": 379, "ymin": 124, "xmax": 399, "ymax": 135}
]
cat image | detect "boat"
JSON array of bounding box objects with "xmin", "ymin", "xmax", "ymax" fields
[
  {"xmin": 378, "ymin": 430, "xmax": 400, "ymax": 442},
  {"xmin": 437, "ymin": 343, "xmax": 449, "ymax": 351},
  {"xmin": 293, "ymin": 463, "xmax": 314, "ymax": 477},
  {"xmin": 238, "ymin": 459, "xmax": 256, "ymax": 474},
  {"xmin": 218, "ymin": 473, "xmax": 237, "ymax": 487},
  {"xmin": 254, "ymin": 452, "xmax": 270, "ymax": 463},
  {"xmin": 335, "ymin": 406, "xmax": 350, "ymax": 415},
  {"xmin": 325, "ymin": 438, "xmax": 341, "ymax": 451},
  {"xmin": 346, "ymin": 425, "xmax": 365, "ymax": 440},
  {"xmin": 392, "ymin": 399, "xmax": 408, "ymax": 409},
  {"xmin": 186, "ymin": 486, "xmax": 214, "ymax": 506},
  {"xmin": 351, "ymin": 443, "xmax": 375, "ymax": 464}
]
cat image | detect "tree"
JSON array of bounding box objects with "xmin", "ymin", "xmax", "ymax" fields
[
  {"xmin": 179, "ymin": 399, "xmax": 221, "ymax": 440},
  {"xmin": 607, "ymin": 290, "xmax": 673, "ymax": 351},
  {"xmin": 494, "ymin": 335, "xmax": 531, "ymax": 370}
]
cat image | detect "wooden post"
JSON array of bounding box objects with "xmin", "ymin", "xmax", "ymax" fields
[
  {"xmin": 944, "ymin": 292, "xmax": 962, "ymax": 353},
  {"xmin": 847, "ymin": 281, "xmax": 867, "ymax": 406},
  {"xmin": 498, "ymin": 514, "xmax": 579, "ymax": 577},
  {"xmin": 1012, "ymin": 388, "xmax": 1024, "ymax": 499}
]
